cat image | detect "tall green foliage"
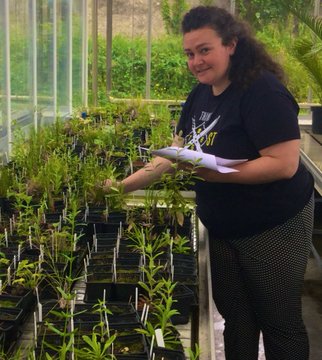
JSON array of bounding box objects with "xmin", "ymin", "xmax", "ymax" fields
[
  {"xmin": 237, "ymin": 0, "xmax": 312, "ymax": 30},
  {"xmin": 90, "ymin": 34, "xmax": 196, "ymax": 103},
  {"xmin": 160, "ymin": 0, "xmax": 188, "ymax": 35},
  {"xmin": 257, "ymin": 24, "xmax": 311, "ymax": 102},
  {"xmin": 280, "ymin": 0, "xmax": 322, "ymax": 103}
]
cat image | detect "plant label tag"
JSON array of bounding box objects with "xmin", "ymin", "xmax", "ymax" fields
[{"xmin": 155, "ymin": 328, "xmax": 165, "ymax": 347}]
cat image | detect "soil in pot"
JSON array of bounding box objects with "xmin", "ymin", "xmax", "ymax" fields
[{"xmin": 113, "ymin": 334, "xmax": 148, "ymax": 357}]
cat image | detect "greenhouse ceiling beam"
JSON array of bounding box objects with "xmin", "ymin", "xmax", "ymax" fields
[{"xmin": 3, "ymin": 0, "xmax": 12, "ymax": 158}]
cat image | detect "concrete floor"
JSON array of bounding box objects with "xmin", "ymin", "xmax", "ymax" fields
[{"xmin": 213, "ymin": 255, "xmax": 322, "ymax": 360}]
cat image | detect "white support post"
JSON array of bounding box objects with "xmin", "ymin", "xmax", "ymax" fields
[
  {"xmin": 145, "ymin": 0, "xmax": 152, "ymax": 99},
  {"xmin": 4, "ymin": 0, "xmax": 12, "ymax": 158},
  {"xmin": 67, "ymin": 0, "xmax": 73, "ymax": 114},
  {"xmin": 30, "ymin": 0, "xmax": 38, "ymax": 131},
  {"xmin": 82, "ymin": 0, "xmax": 88, "ymax": 108},
  {"xmin": 230, "ymin": 0, "xmax": 236, "ymax": 15},
  {"xmin": 53, "ymin": 0, "xmax": 57, "ymax": 118}
]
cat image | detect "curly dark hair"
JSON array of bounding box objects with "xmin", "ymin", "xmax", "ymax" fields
[{"xmin": 181, "ymin": 6, "xmax": 285, "ymax": 89}]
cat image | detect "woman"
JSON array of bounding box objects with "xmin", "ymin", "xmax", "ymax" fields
[{"xmin": 105, "ymin": 6, "xmax": 314, "ymax": 360}]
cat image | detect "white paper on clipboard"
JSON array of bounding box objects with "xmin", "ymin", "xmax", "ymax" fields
[{"xmin": 151, "ymin": 146, "xmax": 247, "ymax": 173}]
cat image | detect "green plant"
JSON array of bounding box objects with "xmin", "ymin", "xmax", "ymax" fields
[
  {"xmin": 136, "ymin": 293, "xmax": 181, "ymax": 349},
  {"xmin": 172, "ymin": 234, "xmax": 191, "ymax": 254},
  {"xmin": 74, "ymin": 300, "xmax": 116, "ymax": 360},
  {"xmin": 79, "ymin": 154, "xmax": 119, "ymax": 205},
  {"xmin": 154, "ymin": 161, "xmax": 196, "ymax": 236},
  {"xmin": 94, "ymin": 35, "xmax": 195, "ymax": 102},
  {"xmin": 7, "ymin": 185, "xmax": 39, "ymax": 238},
  {"xmin": 160, "ymin": 0, "xmax": 188, "ymax": 35},
  {"xmin": 74, "ymin": 331, "xmax": 116, "ymax": 360},
  {"xmin": 281, "ymin": 1, "xmax": 322, "ymax": 103},
  {"xmin": 0, "ymin": 250, "xmax": 10, "ymax": 282},
  {"xmin": 138, "ymin": 243, "xmax": 167, "ymax": 304},
  {"xmin": 40, "ymin": 317, "xmax": 74, "ymax": 360},
  {"xmin": 91, "ymin": 299, "xmax": 113, "ymax": 339},
  {"xmin": 12, "ymin": 259, "xmax": 43, "ymax": 290},
  {"xmin": 42, "ymin": 251, "xmax": 81, "ymax": 308},
  {"xmin": 32, "ymin": 151, "xmax": 71, "ymax": 208},
  {"xmin": 103, "ymin": 183, "xmax": 126, "ymax": 213},
  {"xmin": 0, "ymin": 346, "xmax": 34, "ymax": 360},
  {"xmin": 0, "ymin": 167, "xmax": 14, "ymax": 197},
  {"xmin": 62, "ymin": 193, "xmax": 83, "ymax": 246},
  {"xmin": 152, "ymin": 294, "xmax": 181, "ymax": 348},
  {"xmin": 0, "ymin": 251, "xmax": 9, "ymax": 267},
  {"xmin": 187, "ymin": 343, "xmax": 200, "ymax": 360}
]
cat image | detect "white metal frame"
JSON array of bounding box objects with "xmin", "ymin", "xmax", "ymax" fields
[
  {"xmin": 53, "ymin": 0, "xmax": 57, "ymax": 118},
  {"xmin": 67, "ymin": 0, "xmax": 73, "ymax": 115},
  {"xmin": 145, "ymin": 0, "xmax": 152, "ymax": 99},
  {"xmin": 82, "ymin": 0, "xmax": 88, "ymax": 108},
  {"xmin": 30, "ymin": 0, "xmax": 38, "ymax": 131},
  {"xmin": 3, "ymin": 0, "xmax": 12, "ymax": 157}
]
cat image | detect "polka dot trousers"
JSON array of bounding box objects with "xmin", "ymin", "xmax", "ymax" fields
[{"xmin": 208, "ymin": 195, "xmax": 314, "ymax": 360}]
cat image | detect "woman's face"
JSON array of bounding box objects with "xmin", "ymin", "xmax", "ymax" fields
[{"xmin": 183, "ymin": 27, "xmax": 236, "ymax": 95}]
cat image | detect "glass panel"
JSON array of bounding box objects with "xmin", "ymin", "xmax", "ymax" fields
[
  {"xmin": 0, "ymin": 0, "xmax": 85, "ymax": 156},
  {"xmin": 10, "ymin": 1, "xmax": 33, "ymax": 134},
  {"xmin": 37, "ymin": 0, "xmax": 55, "ymax": 125},
  {"xmin": 57, "ymin": 0, "xmax": 69, "ymax": 116},
  {"xmin": 72, "ymin": 0, "xmax": 84, "ymax": 108}
]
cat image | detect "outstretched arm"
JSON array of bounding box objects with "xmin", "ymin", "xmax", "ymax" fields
[
  {"xmin": 120, "ymin": 156, "xmax": 173, "ymax": 193},
  {"xmin": 103, "ymin": 135, "xmax": 184, "ymax": 193}
]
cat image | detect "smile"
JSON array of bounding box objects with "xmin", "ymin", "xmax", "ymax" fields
[{"xmin": 196, "ymin": 68, "xmax": 211, "ymax": 74}]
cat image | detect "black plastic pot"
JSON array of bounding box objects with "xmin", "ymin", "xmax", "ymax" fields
[
  {"xmin": 84, "ymin": 271, "xmax": 114, "ymax": 302},
  {"xmin": 0, "ymin": 196, "xmax": 14, "ymax": 215},
  {"xmin": 1, "ymin": 287, "xmax": 36, "ymax": 315},
  {"xmin": 0, "ymin": 307, "xmax": 24, "ymax": 351},
  {"xmin": 74, "ymin": 302, "xmax": 141, "ymax": 326},
  {"xmin": 0, "ymin": 294, "xmax": 23, "ymax": 309},
  {"xmin": 171, "ymin": 283, "xmax": 196, "ymax": 325},
  {"xmin": 113, "ymin": 334, "xmax": 148, "ymax": 357},
  {"xmin": 152, "ymin": 347, "xmax": 186, "ymax": 360},
  {"xmin": 0, "ymin": 306, "xmax": 24, "ymax": 323},
  {"xmin": 0, "ymin": 322, "xmax": 19, "ymax": 352},
  {"xmin": 311, "ymin": 105, "xmax": 322, "ymax": 134}
]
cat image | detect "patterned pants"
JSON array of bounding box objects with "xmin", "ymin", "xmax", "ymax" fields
[{"xmin": 208, "ymin": 196, "xmax": 314, "ymax": 360}]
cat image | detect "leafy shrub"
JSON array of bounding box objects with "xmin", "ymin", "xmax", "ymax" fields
[
  {"xmin": 88, "ymin": 34, "xmax": 196, "ymax": 104},
  {"xmin": 257, "ymin": 24, "xmax": 312, "ymax": 102}
]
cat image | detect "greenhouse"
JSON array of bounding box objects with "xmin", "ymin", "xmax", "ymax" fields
[{"xmin": 0, "ymin": 1, "xmax": 322, "ymax": 359}]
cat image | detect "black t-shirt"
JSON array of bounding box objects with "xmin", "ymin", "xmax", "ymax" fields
[{"xmin": 177, "ymin": 71, "xmax": 314, "ymax": 238}]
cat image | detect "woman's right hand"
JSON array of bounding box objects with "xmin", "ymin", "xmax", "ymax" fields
[
  {"xmin": 102, "ymin": 179, "xmax": 123, "ymax": 193},
  {"xmin": 102, "ymin": 179, "xmax": 114, "ymax": 193}
]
